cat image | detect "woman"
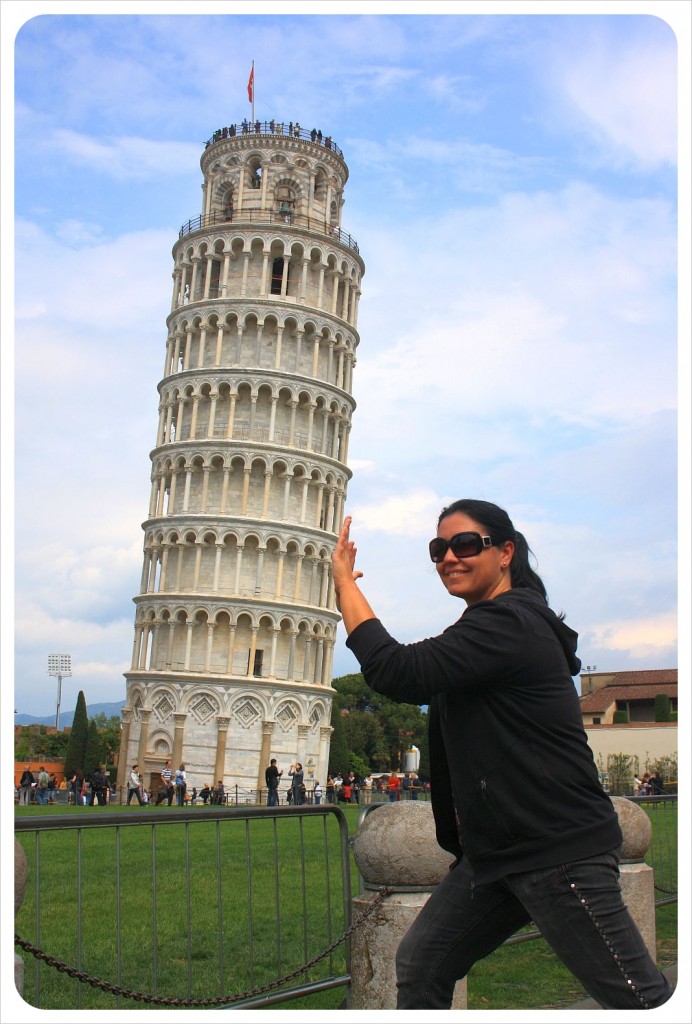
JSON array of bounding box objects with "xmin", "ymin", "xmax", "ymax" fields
[
  {"xmin": 288, "ymin": 763, "xmax": 304, "ymax": 805},
  {"xmin": 331, "ymin": 501, "xmax": 671, "ymax": 1010},
  {"xmin": 175, "ymin": 764, "xmax": 187, "ymax": 806},
  {"xmin": 126, "ymin": 764, "xmax": 144, "ymax": 805},
  {"xmin": 387, "ymin": 770, "xmax": 400, "ymax": 803}
]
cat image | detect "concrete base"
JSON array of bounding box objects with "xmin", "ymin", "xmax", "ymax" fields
[
  {"xmin": 15, "ymin": 953, "xmax": 24, "ymax": 997},
  {"xmin": 350, "ymin": 889, "xmax": 467, "ymax": 1010},
  {"xmin": 620, "ymin": 861, "xmax": 656, "ymax": 958}
]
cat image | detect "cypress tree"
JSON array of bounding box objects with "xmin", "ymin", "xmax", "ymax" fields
[
  {"xmin": 63, "ymin": 690, "xmax": 89, "ymax": 778},
  {"xmin": 654, "ymin": 693, "xmax": 671, "ymax": 722}
]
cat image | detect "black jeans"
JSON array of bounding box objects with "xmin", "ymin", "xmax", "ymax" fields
[{"xmin": 396, "ymin": 849, "xmax": 672, "ymax": 1010}]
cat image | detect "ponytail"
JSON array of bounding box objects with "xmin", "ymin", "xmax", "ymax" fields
[{"xmin": 509, "ymin": 531, "xmax": 548, "ymax": 602}]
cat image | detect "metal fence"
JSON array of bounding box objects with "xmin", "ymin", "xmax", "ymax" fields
[
  {"xmin": 14, "ymin": 796, "xmax": 677, "ymax": 1010},
  {"xmin": 15, "ymin": 805, "xmax": 354, "ymax": 1011}
]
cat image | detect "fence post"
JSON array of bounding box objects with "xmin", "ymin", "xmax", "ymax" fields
[
  {"xmin": 610, "ymin": 797, "xmax": 657, "ymax": 957},
  {"xmin": 14, "ymin": 838, "xmax": 28, "ymax": 996},
  {"xmin": 350, "ymin": 803, "xmax": 467, "ymax": 1009}
]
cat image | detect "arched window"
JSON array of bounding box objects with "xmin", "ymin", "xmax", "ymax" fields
[{"xmin": 271, "ymin": 257, "xmax": 288, "ymax": 295}]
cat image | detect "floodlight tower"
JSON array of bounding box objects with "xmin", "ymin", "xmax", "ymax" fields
[
  {"xmin": 118, "ymin": 120, "xmax": 364, "ymax": 798},
  {"xmin": 48, "ymin": 653, "xmax": 72, "ymax": 730}
]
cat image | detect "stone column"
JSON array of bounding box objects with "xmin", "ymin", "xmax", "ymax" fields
[
  {"xmin": 136, "ymin": 709, "xmax": 152, "ymax": 767},
  {"xmin": 350, "ymin": 802, "xmax": 467, "ymax": 1010},
  {"xmin": 610, "ymin": 797, "xmax": 657, "ymax": 957},
  {"xmin": 257, "ymin": 721, "xmax": 275, "ymax": 795},
  {"xmin": 214, "ymin": 716, "xmax": 230, "ymax": 784},
  {"xmin": 171, "ymin": 712, "xmax": 187, "ymax": 768},
  {"xmin": 116, "ymin": 708, "xmax": 133, "ymax": 796},
  {"xmin": 15, "ymin": 839, "xmax": 28, "ymax": 995}
]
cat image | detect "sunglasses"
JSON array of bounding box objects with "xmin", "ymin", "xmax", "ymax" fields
[{"xmin": 428, "ymin": 532, "xmax": 494, "ymax": 563}]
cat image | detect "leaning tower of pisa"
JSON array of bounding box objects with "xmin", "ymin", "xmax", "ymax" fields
[{"xmin": 117, "ymin": 120, "xmax": 364, "ymax": 799}]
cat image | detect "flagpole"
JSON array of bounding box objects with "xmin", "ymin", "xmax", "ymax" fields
[{"xmin": 250, "ymin": 60, "xmax": 255, "ymax": 123}]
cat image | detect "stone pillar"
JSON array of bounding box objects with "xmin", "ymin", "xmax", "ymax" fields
[
  {"xmin": 136, "ymin": 709, "xmax": 152, "ymax": 767},
  {"xmin": 171, "ymin": 713, "xmax": 187, "ymax": 768},
  {"xmin": 116, "ymin": 708, "xmax": 132, "ymax": 796},
  {"xmin": 257, "ymin": 721, "xmax": 274, "ymax": 795},
  {"xmin": 214, "ymin": 716, "xmax": 230, "ymax": 785},
  {"xmin": 15, "ymin": 839, "xmax": 28, "ymax": 995},
  {"xmin": 610, "ymin": 797, "xmax": 657, "ymax": 957},
  {"xmin": 350, "ymin": 802, "xmax": 467, "ymax": 1009}
]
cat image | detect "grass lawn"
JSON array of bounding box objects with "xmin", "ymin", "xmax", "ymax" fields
[{"xmin": 14, "ymin": 802, "xmax": 677, "ymax": 1011}]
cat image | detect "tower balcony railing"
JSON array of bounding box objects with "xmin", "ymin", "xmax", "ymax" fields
[
  {"xmin": 204, "ymin": 121, "xmax": 343, "ymax": 158},
  {"xmin": 178, "ymin": 209, "xmax": 359, "ymax": 254},
  {"xmin": 170, "ymin": 424, "xmax": 335, "ymax": 454}
]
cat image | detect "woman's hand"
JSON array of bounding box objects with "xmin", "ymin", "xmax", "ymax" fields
[
  {"xmin": 332, "ymin": 516, "xmax": 363, "ymax": 608},
  {"xmin": 331, "ymin": 517, "xmax": 377, "ymax": 634}
]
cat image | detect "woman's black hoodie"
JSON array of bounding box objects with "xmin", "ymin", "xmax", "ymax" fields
[{"xmin": 346, "ymin": 587, "xmax": 622, "ymax": 884}]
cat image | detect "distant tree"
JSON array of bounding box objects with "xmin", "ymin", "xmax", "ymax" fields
[
  {"xmin": 328, "ymin": 707, "xmax": 350, "ymax": 776},
  {"xmin": 331, "ymin": 673, "xmax": 429, "ymax": 777},
  {"xmin": 63, "ymin": 691, "xmax": 89, "ymax": 778},
  {"xmin": 340, "ymin": 708, "xmax": 389, "ymax": 771},
  {"xmin": 91, "ymin": 714, "xmax": 122, "ymax": 765},
  {"xmin": 83, "ymin": 719, "xmax": 103, "ymax": 779},
  {"xmin": 347, "ymin": 752, "xmax": 371, "ymax": 781},
  {"xmin": 646, "ymin": 753, "xmax": 677, "ymax": 786},
  {"xmin": 654, "ymin": 694, "xmax": 672, "ymax": 722},
  {"xmin": 43, "ymin": 731, "xmax": 70, "ymax": 758},
  {"xmin": 606, "ymin": 752, "xmax": 638, "ymax": 795}
]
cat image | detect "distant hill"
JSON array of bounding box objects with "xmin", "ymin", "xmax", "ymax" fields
[{"xmin": 15, "ymin": 701, "xmax": 125, "ymax": 728}]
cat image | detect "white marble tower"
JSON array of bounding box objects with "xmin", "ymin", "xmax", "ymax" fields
[{"xmin": 117, "ymin": 120, "xmax": 364, "ymax": 798}]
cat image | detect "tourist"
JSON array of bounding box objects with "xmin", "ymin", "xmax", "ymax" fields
[
  {"xmin": 331, "ymin": 503, "xmax": 672, "ymax": 1010},
  {"xmin": 175, "ymin": 764, "xmax": 187, "ymax": 805},
  {"xmin": 90, "ymin": 765, "xmax": 107, "ymax": 806},
  {"xmin": 126, "ymin": 764, "xmax": 144, "ymax": 805},
  {"xmin": 288, "ymin": 763, "xmax": 304, "ymax": 805},
  {"xmin": 155, "ymin": 760, "xmax": 174, "ymax": 806},
  {"xmin": 35, "ymin": 766, "xmax": 50, "ymax": 805},
  {"xmin": 265, "ymin": 758, "xmax": 283, "ymax": 807},
  {"xmin": 18, "ymin": 767, "xmax": 34, "ymax": 805}
]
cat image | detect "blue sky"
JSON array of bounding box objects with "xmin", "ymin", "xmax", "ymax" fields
[{"xmin": 3, "ymin": 4, "xmax": 688, "ymax": 720}]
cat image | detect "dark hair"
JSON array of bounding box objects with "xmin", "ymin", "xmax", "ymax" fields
[{"xmin": 437, "ymin": 499, "xmax": 549, "ymax": 603}]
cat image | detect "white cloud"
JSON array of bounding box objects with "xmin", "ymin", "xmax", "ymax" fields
[
  {"xmin": 547, "ymin": 19, "xmax": 677, "ymax": 168},
  {"xmin": 584, "ymin": 612, "xmax": 678, "ymax": 661},
  {"xmin": 350, "ymin": 489, "xmax": 445, "ymax": 536},
  {"xmin": 40, "ymin": 129, "xmax": 200, "ymax": 181}
]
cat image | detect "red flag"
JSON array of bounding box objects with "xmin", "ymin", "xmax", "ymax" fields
[{"xmin": 247, "ymin": 65, "xmax": 254, "ymax": 103}]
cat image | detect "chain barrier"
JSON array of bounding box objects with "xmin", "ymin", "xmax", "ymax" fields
[{"xmin": 15, "ymin": 886, "xmax": 393, "ymax": 1009}]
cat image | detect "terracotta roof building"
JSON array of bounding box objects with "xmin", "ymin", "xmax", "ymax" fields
[{"xmin": 579, "ymin": 669, "xmax": 677, "ymax": 726}]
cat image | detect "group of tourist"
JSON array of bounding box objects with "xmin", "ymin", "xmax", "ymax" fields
[
  {"xmin": 16, "ymin": 765, "xmax": 116, "ymax": 805},
  {"xmin": 633, "ymin": 772, "xmax": 664, "ymax": 796}
]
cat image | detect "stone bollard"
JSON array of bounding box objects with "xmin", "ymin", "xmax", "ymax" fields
[
  {"xmin": 349, "ymin": 797, "xmax": 658, "ymax": 1010},
  {"xmin": 350, "ymin": 802, "xmax": 467, "ymax": 1009},
  {"xmin": 610, "ymin": 796, "xmax": 656, "ymax": 957},
  {"xmin": 15, "ymin": 838, "xmax": 29, "ymax": 996}
]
